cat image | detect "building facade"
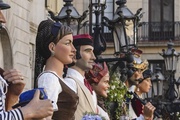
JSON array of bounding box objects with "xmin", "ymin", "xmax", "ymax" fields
[{"xmin": 0, "ymin": 0, "xmax": 50, "ymax": 90}]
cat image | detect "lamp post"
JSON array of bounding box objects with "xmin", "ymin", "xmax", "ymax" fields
[
  {"xmin": 176, "ymin": 77, "xmax": 180, "ymax": 97},
  {"xmin": 48, "ymin": 0, "xmax": 88, "ymax": 35},
  {"xmin": 103, "ymin": 0, "xmax": 144, "ymax": 54},
  {"xmin": 89, "ymin": 0, "xmax": 107, "ymax": 58},
  {"xmin": 160, "ymin": 40, "xmax": 179, "ymax": 101},
  {"xmin": 151, "ymin": 65, "xmax": 165, "ymax": 97},
  {"xmin": 148, "ymin": 40, "xmax": 180, "ymax": 119},
  {"xmin": 101, "ymin": 0, "xmax": 143, "ymax": 82}
]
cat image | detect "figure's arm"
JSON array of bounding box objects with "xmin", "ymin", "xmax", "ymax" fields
[
  {"xmin": 1, "ymin": 90, "xmax": 53, "ymax": 120},
  {"xmin": 3, "ymin": 69, "xmax": 25, "ymax": 110},
  {"xmin": 19, "ymin": 90, "xmax": 53, "ymax": 120}
]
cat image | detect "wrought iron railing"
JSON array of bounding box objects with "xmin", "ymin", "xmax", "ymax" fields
[
  {"xmin": 86, "ymin": 21, "xmax": 180, "ymax": 42},
  {"xmin": 137, "ymin": 21, "xmax": 180, "ymax": 41}
]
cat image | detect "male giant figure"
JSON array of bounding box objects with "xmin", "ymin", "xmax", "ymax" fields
[
  {"xmin": 64, "ymin": 34, "xmax": 97, "ymax": 120},
  {"xmin": 126, "ymin": 49, "xmax": 156, "ymax": 120}
]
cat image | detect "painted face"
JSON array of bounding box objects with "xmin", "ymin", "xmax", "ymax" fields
[
  {"xmin": 0, "ymin": 10, "xmax": 6, "ymax": 23},
  {"xmin": 92, "ymin": 73, "xmax": 110, "ymax": 98},
  {"xmin": 129, "ymin": 69, "xmax": 143, "ymax": 85},
  {"xmin": 75, "ymin": 45, "xmax": 96, "ymax": 71},
  {"xmin": 138, "ymin": 77, "xmax": 152, "ymax": 93},
  {"xmin": 53, "ymin": 34, "xmax": 76, "ymax": 64}
]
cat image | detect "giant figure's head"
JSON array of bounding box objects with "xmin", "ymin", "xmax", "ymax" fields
[
  {"xmin": 69, "ymin": 34, "xmax": 96, "ymax": 71},
  {"xmin": 126, "ymin": 48, "xmax": 149, "ymax": 86}
]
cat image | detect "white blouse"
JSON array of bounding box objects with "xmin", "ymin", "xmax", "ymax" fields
[{"xmin": 38, "ymin": 71, "xmax": 62, "ymax": 111}]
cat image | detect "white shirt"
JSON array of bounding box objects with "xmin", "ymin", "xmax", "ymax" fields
[
  {"xmin": 64, "ymin": 68, "xmax": 97, "ymax": 109},
  {"xmin": 38, "ymin": 71, "xmax": 74, "ymax": 111}
]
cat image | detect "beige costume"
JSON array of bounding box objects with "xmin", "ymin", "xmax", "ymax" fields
[
  {"xmin": 72, "ymin": 77, "xmax": 96, "ymax": 120},
  {"xmin": 64, "ymin": 68, "xmax": 97, "ymax": 120}
]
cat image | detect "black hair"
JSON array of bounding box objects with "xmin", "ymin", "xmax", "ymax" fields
[
  {"xmin": 74, "ymin": 46, "xmax": 81, "ymax": 59},
  {"xmin": 142, "ymin": 69, "xmax": 152, "ymax": 79},
  {"xmin": 65, "ymin": 46, "xmax": 80, "ymax": 69},
  {"xmin": 138, "ymin": 69, "xmax": 152, "ymax": 83},
  {"xmin": 34, "ymin": 19, "xmax": 73, "ymax": 87}
]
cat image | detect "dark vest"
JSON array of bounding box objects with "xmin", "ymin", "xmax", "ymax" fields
[
  {"xmin": 52, "ymin": 78, "xmax": 79, "ymax": 120},
  {"xmin": 131, "ymin": 95, "xmax": 143, "ymax": 117}
]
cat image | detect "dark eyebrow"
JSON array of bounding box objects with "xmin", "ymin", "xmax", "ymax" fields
[
  {"xmin": 66, "ymin": 39, "xmax": 73, "ymax": 43},
  {"xmin": 84, "ymin": 47, "xmax": 93, "ymax": 51}
]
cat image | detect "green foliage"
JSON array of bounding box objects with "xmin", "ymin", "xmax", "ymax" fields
[
  {"xmin": 105, "ymin": 70, "xmax": 129, "ymax": 119},
  {"xmin": 176, "ymin": 112, "xmax": 180, "ymax": 120}
]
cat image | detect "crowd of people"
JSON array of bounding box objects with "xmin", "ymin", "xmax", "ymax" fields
[{"xmin": 0, "ymin": 0, "xmax": 157, "ymax": 120}]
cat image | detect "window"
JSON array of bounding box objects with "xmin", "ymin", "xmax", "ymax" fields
[{"xmin": 149, "ymin": 0, "xmax": 174, "ymax": 40}]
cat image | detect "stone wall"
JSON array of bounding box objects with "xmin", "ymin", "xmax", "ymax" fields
[{"xmin": 2, "ymin": 0, "xmax": 48, "ymax": 90}]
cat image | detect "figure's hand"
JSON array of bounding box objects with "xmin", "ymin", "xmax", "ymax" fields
[
  {"xmin": 3, "ymin": 69, "xmax": 25, "ymax": 96},
  {"xmin": 20, "ymin": 90, "xmax": 53, "ymax": 119},
  {"xmin": 4, "ymin": 69, "xmax": 25, "ymax": 110},
  {"xmin": 142, "ymin": 102, "xmax": 156, "ymax": 120}
]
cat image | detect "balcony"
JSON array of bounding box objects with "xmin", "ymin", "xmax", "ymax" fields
[
  {"xmin": 89, "ymin": 21, "xmax": 180, "ymax": 46},
  {"xmin": 137, "ymin": 21, "xmax": 180, "ymax": 41}
]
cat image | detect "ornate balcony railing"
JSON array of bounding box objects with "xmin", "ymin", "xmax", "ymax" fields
[
  {"xmin": 137, "ymin": 21, "xmax": 180, "ymax": 41},
  {"xmin": 86, "ymin": 21, "xmax": 180, "ymax": 43}
]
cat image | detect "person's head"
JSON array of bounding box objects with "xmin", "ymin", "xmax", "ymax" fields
[
  {"xmin": 0, "ymin": 0, "xmax": 11, "ymax": 25},
  {"xmin": 127, "ymin": 67, "xmax": 144, "ymax": 86},
  {"xmin": 126, "ymin": 49, "xmax": 149, "ymax": 86},
  {"xmin": 72, "ymin": 34, "xmax": 96, "ymax": 71},
  {"xmin": 136, "ymin": 69, "xmax": 152, "ymax": 94},
  {"xmin": 35, "ymin": 20, "xmax": 75, "ymax": 80},
  {"xmin": 85, "ymin": 62, "xmax": 110, "ymax": 98}
]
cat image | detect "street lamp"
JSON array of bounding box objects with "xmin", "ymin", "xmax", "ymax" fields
[
  {"xmin": 100, "ymin": 0, "xmax": 143, "ymax": 84},
  {"xmin": 151, "ymin": 65, "xmax": 165, "ymax": 97},
  {"xmin": 160, "ymin": 40, "xmax": 179, "ymax": 72},
  {"xmin": 103, "ymin": 0, "xmax": 144, "ymax": 55},
  {"xmin": 48, "ymin": 0, "xmax": 88, "ymax": 35},
  {"xmin": 148, "ymin": 40, "xmax": 180, "ymax": 119},
  {"xmin": 176, "ymin": 77, "xmax": 180, "ymax": 97},
  {"xmin": 159, "ymin": 40, "xmax": 179, "ymax": 101}
]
